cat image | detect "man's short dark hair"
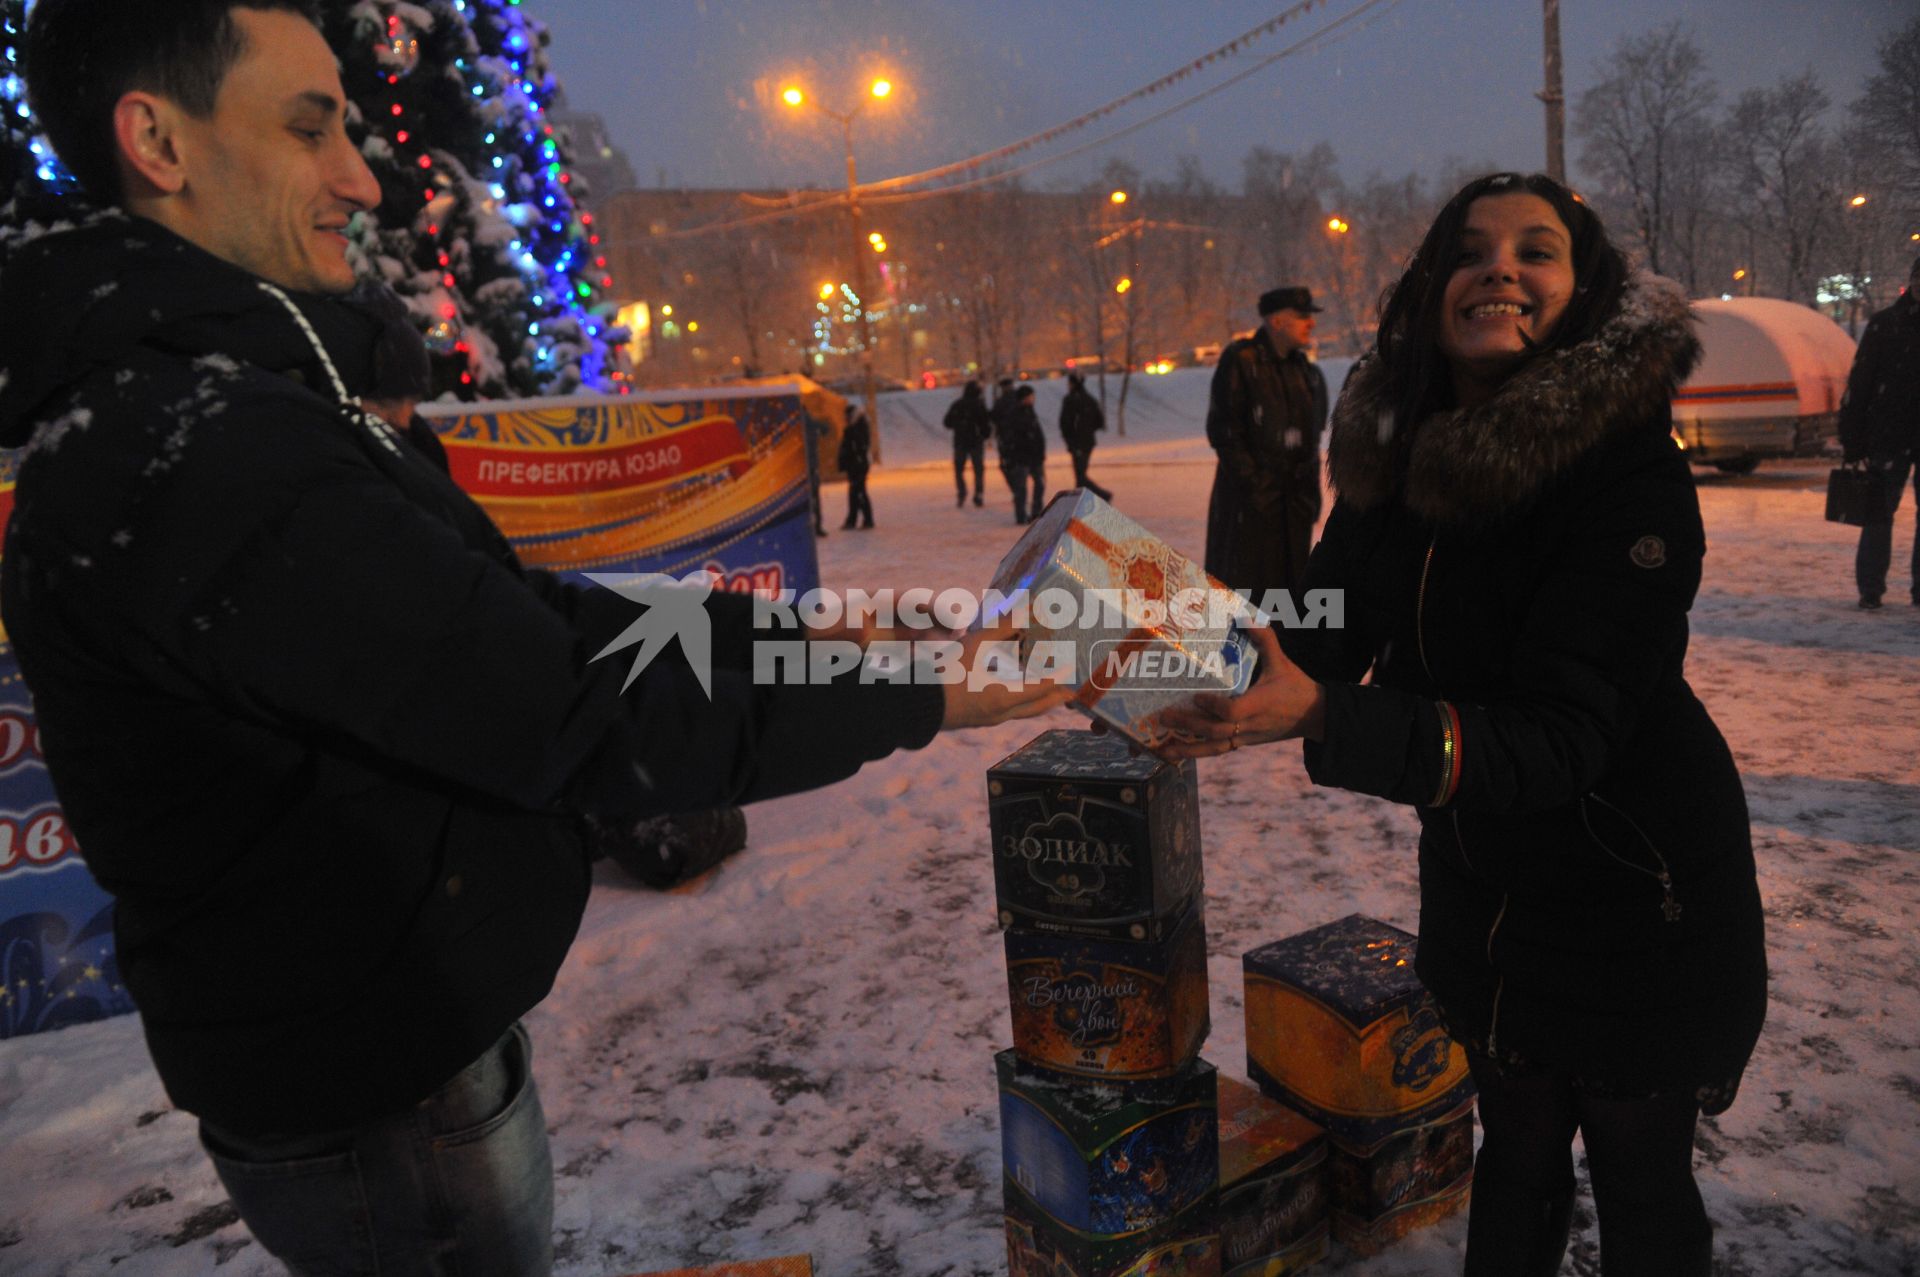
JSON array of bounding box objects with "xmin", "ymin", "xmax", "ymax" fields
[{"xmin": 25, "ymin": 0, "xmax": 322, "ymax": 204}]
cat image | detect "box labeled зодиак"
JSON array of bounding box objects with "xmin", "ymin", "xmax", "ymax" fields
[
  {"xmin": 985, "ymin": 490, "xmax": 1258, "ymax": 752},
  {"xmin": 988, "ymin": 728, "xmax": 1203, "ymax": 943},
  {"xmin": 1007, "ymin": 901, "xmax": 1209, "ymax": 1082},
  {"xmin": 1242, "ymin": 915, "xmax": 1472, "ymax": 1148}
]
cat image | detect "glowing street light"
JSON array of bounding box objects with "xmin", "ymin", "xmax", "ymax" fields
[
  {"xmin": 868, "ymin": 232, "xmax": 884, "ymax": 245},
  {"xmin": 1327, "ymin": 216, "xmax": 1350, "ymax": 234},
  {"xmin": 819, "ymin": 283, "xmax": 836, "ymax": 300},
  {"xmin": 1109, "ymin": 190, "xmax": 1128, "ymax": 205},
  {"xmin": 778, "ymin": 72, "xmax": 905, "ymax": 433},
  {"xmin": 1849, "ymin": 194, "xmax": 1868, "ymax": 207},
  {"xmin": 1115, "ymin": 277, "xmax": 1133, "ymax": 294},
  {"xmin": 1732, "ymin": 268, "xmax": 1747, "ymax": 281},
  {"xmin": 660, "ymin": 304, "xmax": 673, "ymax": 316}
]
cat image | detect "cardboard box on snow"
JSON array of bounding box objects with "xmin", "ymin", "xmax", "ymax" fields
[
  {"xmin": 1242, "ymin": 915, "xmax": 1472, "ymax": 1147},
  {"xmin": 1327, "ymin": 1095, "xmax": 1475, "ymax": 1257},
  {"xmin": 1215, "ymin": 1075, "xmax": 1329, "ymax": 1277},
  {"xmin": 1007, "ymin": 902, "xmax": 1209, "ymax": 1081},
  {"xmin": 988, "ymin": 728, "xmax": 1203, "ymax": 942},
  {"xmin": 986, "ymin": 491, "xmax": 1258, "ymax": 751},
  {"xmin": 617, "ymin": 1258, "xmax": 812, "ymax": 1277},
  {"xmin": 998, "ymin": 1051, "xmax": 1218, "ymax": 1238},
  {"xmin": 1005, "ymin": 1200, "xmax": 1221, "ymax": 1277}
]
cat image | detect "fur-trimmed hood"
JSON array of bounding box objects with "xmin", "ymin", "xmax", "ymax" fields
[{"xmin": 1326, "ymin": 272, "xmax": 1700, "ymax": 528}]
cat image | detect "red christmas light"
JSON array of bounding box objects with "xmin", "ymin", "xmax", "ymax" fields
[
  {"xmin": 396, "ymin": 130, "xmax": 410, "ymax": 144},
  {"xmin": 390, "ymin": 103, "xmax": 403, "ymax": 116},
  {"xmin": 417, "ymin": 155, "xmax": 433, "ymax": 170}
]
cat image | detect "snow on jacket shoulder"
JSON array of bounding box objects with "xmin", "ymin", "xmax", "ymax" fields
[{"xmin": 0, "ymin": 217, "xmax": 943, "ymax": 1135}]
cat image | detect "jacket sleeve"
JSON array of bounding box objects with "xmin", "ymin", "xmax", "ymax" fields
[
  {"xmin": 1277, "ymin": 499, "xmax": 1375, "ymax": 683},
  {"xmin": 1301, "ymin": 454, "xmax": 1702, "ymax": 814},
  {"xmin": 142, "ymin": 435, "xmax": 943, "ymax": 825},
  {"xmin": 1838, "ymin": 316, "xmax": 1885, "ymax": 459}
]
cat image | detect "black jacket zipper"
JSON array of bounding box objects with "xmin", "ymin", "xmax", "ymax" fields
[{"xmin": 1580, "ymin": 792, "xmax": 1683, "ymax": 922}]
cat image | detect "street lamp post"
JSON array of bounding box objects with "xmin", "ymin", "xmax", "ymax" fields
[{"xmin": 783, "ymin": 79, "xmax": 893, "ymax": 439}]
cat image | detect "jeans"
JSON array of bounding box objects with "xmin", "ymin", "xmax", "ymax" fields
[
  {"xmin": 1855, "ymin": 457, "xmax": 1919, "ymax": 603},
  {"xmin": 200, "ymin": 1022, "xmax": 553, "ymax": 1277},
  {"xmin": 954, "ymin": 443, "xmax": 986, "ymax": 499},
  {"xmin": 1002, "ymin": 462, "xmax": 1045, "ymax": 522}
]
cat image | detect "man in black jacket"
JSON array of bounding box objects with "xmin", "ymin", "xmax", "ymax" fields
[
  {"xmin": 997, "ymin": 384, "xmax": 1048, "ymax": 523},
  {"xmin": 1059, "ymin": 371, "xmax": 1112, "ymax": 502},
  {"xmin": 4, "ymin": 4, "xmax": 1062, "ymax": 1272},
  {"xmin": 1204, "ymin": 286, "xmax": 1329, "ymax": 601},
  {"xmin": 1839, "ymin": 257, "xmax": 1920, "ymax": 609},
  {"xmin": 943, "ymin": 378, "xmax": 992, "ymax": 507}
]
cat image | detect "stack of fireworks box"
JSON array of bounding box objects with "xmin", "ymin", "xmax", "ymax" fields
[
  {"xmin": 1242, "ymin": 915, "xmax": 1478, "ymax": 1256},
  {"xmin": 988, "ymin": 729, "xmax": 1335, "ymax": 1277}
]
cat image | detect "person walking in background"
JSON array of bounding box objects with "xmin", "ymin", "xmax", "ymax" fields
[
  {"xmin": 1059, "ymin": 371, "xmax": 1113, "ymax": 502},
  {"xmin": 944, "ymin": 378, "xmax": 992, "ymax": 507},
  {"xmin": 1204, "ymin": 286, "xmax": 1329, "ymax": 601},
  {"xmin": 990, "ymin": 375, "xmax": 1019, "ymax": 449},
  {"xmin": 998, "ymin": 384, "xmax": 1048, "ymax": 523},
  {"xmin": 1160, "ymin": 172, "xmax": 1766, "ymax": 1277},
  {"xmin": 838, "ymin": 400, "xmax": 874, "ymax": 530},
  {"xmin": 1838, "ymin": 255, "xmax": 1920, "ymax": 610}
]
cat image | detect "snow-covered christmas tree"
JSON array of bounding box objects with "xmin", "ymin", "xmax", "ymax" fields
[
  {"xmin": 0, "ymin": 0, "xmax": 624, "ymax": 400},
  {"xmin": 326, "ymin": 0, "xmax": 626, "ymax": 399},
  {"xmin": 0, "ymin": 0, "xmax": 79, "ymax": 215}
]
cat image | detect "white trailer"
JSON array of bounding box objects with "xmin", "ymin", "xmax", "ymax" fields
[{"xmin": 1670, "ymin": 298, "xmax": 1856, "ymax": 474}]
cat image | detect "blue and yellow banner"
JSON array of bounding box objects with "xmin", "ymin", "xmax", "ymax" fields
[{"xmin": 423, "ymin": 381, "xmax": 826, "ymax": 597}]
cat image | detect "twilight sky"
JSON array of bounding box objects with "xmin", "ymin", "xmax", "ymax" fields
[{"xmin": 534, "ymin": 0, "xmax": 1907, "ymax": 196}]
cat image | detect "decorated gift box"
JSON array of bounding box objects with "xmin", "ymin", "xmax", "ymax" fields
[
  {"xmin": 1006, "ymin": 1195, "xmax": 1222, "ymax": 1277},
  {"xmin": 1215, "ymin": 1075, "xmax": 1330, "ymax": 1277},
  {"xmin": 988, "ymin": 729, "xmax": 1203, "ymax": 942},
  {"xmin": 1242, "ymin": 915, "xmax": 1472, "ymax": 1147},
  {"xmin": 1327, "ymin": 1096, "xmax": 1475, "ymax": 1257},
  {"xmin": 999, "ymin": 1051, "xmax": 1219, "ymax": 1238},
  {"xmin": 985, "ymin": 490, "xmax": 1258, "ymax": 751},
  {"xmin": 1007, "ymin": 901, "xmax": 1210, "ymax": 1081}
]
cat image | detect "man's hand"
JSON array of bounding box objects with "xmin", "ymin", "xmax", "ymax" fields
[
  {"xmin": 1153, "ymin": 625, "xmax": 1326, "ymax": 759},
  {"xmin": 938, "ymin": 622, "xmax": 1075, "ymax": 730}
]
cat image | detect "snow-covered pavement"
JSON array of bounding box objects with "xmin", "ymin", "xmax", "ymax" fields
[{"xmin": 1, "ymin": 373, "xmax": 1916, "ymax": 1276}]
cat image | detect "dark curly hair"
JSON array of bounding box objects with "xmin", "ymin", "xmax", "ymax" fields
[
  {"xmin": 25, "ymin": 0, "xmax": 323, "ymax": 204},
  {"xmin": 1373, "ymin": 171, "xmax": 1629, "ymax": 435}
]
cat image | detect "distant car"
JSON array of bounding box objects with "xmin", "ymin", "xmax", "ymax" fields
[
  {"xmin": 1191, "ymin": 343, "xmax": 1223, "ymax": 366},
  {"xmin": 1671, "ymin": 298, "xmax": 1856, "ymax": 475}
]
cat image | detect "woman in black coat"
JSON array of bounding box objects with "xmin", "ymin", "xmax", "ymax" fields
[{"xmin": 1160, "ymin": 173, "xmax": 1766, "ymax": 1276}]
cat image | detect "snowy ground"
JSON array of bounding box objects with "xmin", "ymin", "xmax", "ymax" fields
[{"xmin": 2, "ymin": 367, "xmax": 1918, "ymax": 1276}]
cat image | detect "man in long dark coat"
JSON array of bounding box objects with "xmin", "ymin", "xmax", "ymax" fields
[
  {"xmin": 1204, "ymin": 286, "xmax": 1328, "ymax": 603},
  {"xmin": 1839, "ymin": 255, "xmax": 1920, "ymax": 609}
]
